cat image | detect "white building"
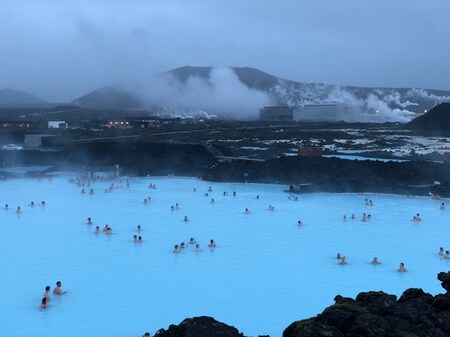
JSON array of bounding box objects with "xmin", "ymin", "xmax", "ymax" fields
[
  {"xmin": 260, "ymin": 103, "xmax": 355, "ymax": 122},
  {"xmin": 48, "ymin": 121, "xmax": 68, "ymax": 129}
]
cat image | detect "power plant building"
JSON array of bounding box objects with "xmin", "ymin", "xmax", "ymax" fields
[{"xmin": 259, "ymin": 103, "xmax": 353, "ymax": 122}]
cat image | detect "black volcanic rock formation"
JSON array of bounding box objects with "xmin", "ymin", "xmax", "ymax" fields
[
  {"xmin": 406, "ymin": 103, "xmax": 450, "ymax": 131},
  {"xmin": 153, "ymin": 316, "xmax": 245, "ymax": 337},
  {"xmin": 283, "ymin": 271, "xmax": 450, "ymax": 337},
  {"xmin": 0, "ymin": 88, "xmax": 47, "ymax": 107}
]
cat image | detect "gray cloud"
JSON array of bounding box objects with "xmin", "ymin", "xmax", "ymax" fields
[{"xmin": 0, "ymin": 0, "xmax": 449, "ymax": 102}]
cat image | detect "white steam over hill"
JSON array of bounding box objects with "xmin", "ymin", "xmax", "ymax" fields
[{"xmin": 73, "ymin": 66, "xmax": 450, "ymax": 122}]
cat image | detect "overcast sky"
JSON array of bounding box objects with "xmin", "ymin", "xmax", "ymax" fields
[{"xmin": 1, "ymin": 0, "xmax": 449, "ymax": 102}]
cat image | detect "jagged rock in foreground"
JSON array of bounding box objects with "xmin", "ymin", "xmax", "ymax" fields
[
  {"xmin": 283, "ymin": 271, "xmax": 450, "ymax": 337},
  {"xmin": 154, "ymin": 316, "xmax": 246, "ymax": 337}
]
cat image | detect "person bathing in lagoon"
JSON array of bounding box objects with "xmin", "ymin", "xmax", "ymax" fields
[
  {"xmin": 445, "ymin": 251, "xmax": 450, "ymax": 259},
  {"xmin": 211, "ymin": 198, "xmax": 215, "ymax": 204},
  {"xmin": 297, "ymin": 220, "xmax": 303, "ymax": 226},
  {"xmin": 336, "ymin": 253, "xmax": 341, "ymax": 260},
  {"xmin": 137, "ymin": 236, "xmax": 143, "ymax": 243},
  {"xmin": 87, "ymin": 217, "xmax": 92, "ymax": 225},
  {"xmin": 89, "ymin": 189, "xmax": 94, "ymax": 195},
  {"xmin": 351, "ymin": 213, "xmax": 355, "ymax": 220},
  {"xmin": 16, "ymin": 206, "xmax": 21, "ymax": 214},
  {"xmin": 195, "ymin": 244, "xmax": 202, "ymax": 252},
  {"xmin": 398, "ymin": 263, "xmax": 407, "ymax": 272},
  {"xmin": 416, "ymin": 213, "xmax": 422, "ymax": 221},
  {"xmin": 40, "ymin": 201, "xmax": 46, "ymax": 206},
  {"xmin": 105, "ymin": 227, "xmax": 112, "ymax": 234},
  {"xmin": 371, "ymin": 257, "xmax": 381, "ymax": 265},
  {"xmin": 440, "ymin": 202, "xmax": 445, "ymax": 210},
  {"xmin": 137, "ymin": 225, "xmax": 141, "ymax": 232},
  {"xmin": 95, "ymin": 226, "xmax": 100, "ymax": 234},
  {"xmin": 183, "ymin": 216, "xmax": 189, "ymax": 222},
  {"xmin": 233, "ymin": 191, "xmax": 236, "ymax": 196},
  {"xmin": 103, "ymin": 224, "xmax": 109, "ymax": 232},
  {"xmin": 53, "ymin": 281, "xmax": 67, "ymax": 295},
  {"xmin": 343, "ymin": 215, "xmax": 347, "ymax": 221},
  {"xmin": 244, "ymin": 208, "xmax": 250, "ymax": 214},
  {"xmin": 208, "ymin": 239, "xmax": 216, "ymax": 248},
  {"xmin": 189, "ymin": 238, "xmax": 196, "ymax": 245},
  {"xmin": 30, "ymin": 201, "xmax": 35, "ymax": 207},
  {"xmin": 369, "ymin": 200, "xmax": 373, "ymax": 206},
  {"xmin": 143, "ymin": 199, "xmax": 148, "ymax": 205},
  {"xmin": 365, "ymin": 198, "xmax": 369, "ymax": 205},
  {"xmin": 44, "ymin": 286, "xmax": 51, "ymax": 302},
  {"xmin": 133, "ymin": 235, "xmax": 138, "ymax": 242},
  {"xmin": 171, "ymin": 205, "xmax": 175, "ymax": 211},
  {"xmin": 39, "ymin": 297, "xmax": 48, "ymax": 310},
  {"xmin": 439, "ymin": 247, "xmax": 444, "ymax": 256},
  {"xmin": 3, "ymin": 204, "xmax": 8, "ymax": 210},
  {"xmin": 81, "ymin": 189, "xmax": 86, "ymax": 194},
  {"xmin": 339, "ymin": 256, "xmax": 347, "ymax": 265},
  {"xmin": 173, "ymin": 244, "xmax": 180, "ymax": 253}
]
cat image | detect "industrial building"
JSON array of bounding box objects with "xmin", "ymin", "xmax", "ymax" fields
[{"xmin": 259, "ymin": 103, "xmax": 354, "ymax": 122}]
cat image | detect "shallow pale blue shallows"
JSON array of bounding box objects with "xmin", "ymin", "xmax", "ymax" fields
[{"xmin": 0, "ymin": 176, "xmax": 449, "ymax": 337}]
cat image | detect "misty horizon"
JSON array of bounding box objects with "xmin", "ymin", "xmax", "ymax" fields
[{"xmin": 1, "ymin": 0, "xmax": 449, "ymax": 103}]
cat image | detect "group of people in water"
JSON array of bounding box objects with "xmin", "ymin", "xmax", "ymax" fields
[
  {"xmin": 173, "ymin": 238, "xmax": 216, "ymax": 253},
  {"xmin": 3, "ymin": 201, "xmax": 46, "ymax": 214},
  {"xmin": 336, "ymin": 253, "xmax": 407, "ymax": 271},
  {"xmin": 39, "ymin": 281, "xmax": 66, "ymax": 310}
]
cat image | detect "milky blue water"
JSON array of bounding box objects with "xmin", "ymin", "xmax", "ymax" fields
[{"xmin": 1, "ymin": 176, "xmax": 449, "ymax": 337}]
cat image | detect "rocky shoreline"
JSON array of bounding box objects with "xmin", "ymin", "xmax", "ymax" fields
[
  {"xmin": 1, "ymin": 142, "xmax": 449, "ymax": 196},
  {"xmin": 149, "ymin": 271, "xmax": 450, "ymax": 337}
]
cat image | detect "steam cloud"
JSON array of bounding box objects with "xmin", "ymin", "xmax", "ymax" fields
[{"xmin": 133, "ymin": 67, "xmax": 274, "ymax": 120}]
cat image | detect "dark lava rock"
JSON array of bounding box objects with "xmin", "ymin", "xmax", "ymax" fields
[
  {"xmin": 283, "ymin": 272, "xmax": 450, "ymax": 337},
  {"xmin": 153, "ymin": 316, "xmax": 245, "ymax": 337}
]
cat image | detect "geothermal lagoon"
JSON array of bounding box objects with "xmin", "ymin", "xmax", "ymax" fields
[{"xmin": 1, "ymin": 175, "xmax": 449, "ymax": 337}]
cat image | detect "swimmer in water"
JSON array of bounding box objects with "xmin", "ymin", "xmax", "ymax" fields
[
  {"xmin": 369, "ymin": 200, "xmax": 373, "ymax": 206},
  {"xmin": 89, "ymin": 189, "xmax": 94, "ymax": 195},
  {"xmin": 193, "ymin": 188, "xmax": 197, "ymax": 192},
  {"xmin": 416, "ymin": 213, "xmax": 422, "ymax": 221},
  {"xmin": 365, "ymin": 198, "xmax": 369, "ymax": 205},
  {"xmin": 53, "ymin": 281, "xmax": 67, "ymax": 295},
  {"xmin": 175, "ymin": 203, "xmax": 179, "ymax": 209},
  {"xmin": 244, "ymin": 208, "xmax": 250, "ymax": 214},
  {"xmin": 361, "ymin": 213, "xmax": 367, "ymax": 221},
  {"xmin": 371, "ymin": 257, "xmax": 381, "ymax": 265},
  {"xmin": 343, "ymin": 215, "xmax": 347, "ymax": 221},
  {"xmin": 44, "ymin": 286, "xmax": 51, "ymax": 302},
  {"xmin": 143, "ymin": 199, "xmax": 148, "ymax": 205},
  {"xmin": 16, "ymin": 206, "xmax": 20, "ymax": 214},
  {"xmin": 339, "ymin": 256, "xmax": 347, "ymax": 265},
  {"xmin": 208, "ymin": 186, "xmax": 212, "ymax": 192},
  {"xmin": 189, "ymin": 238, "xmax": 196, "ymax": 245},
  {"xmin": 173, "ymin": 244, "xmax": 180, "ymax": 253},
  {"xmin": 137, "ymin": 225, "xmax": 141, "ymax": 232},
  {"xmin": 183, "ymin": 216, "xmax": 189, "ymax": 222},
  {"xmin": 211, "ymin": 198, "xmax": 215, "ymax": 204},
  {"xmin": 4, "ymin": 204, "xmax": 8, "ymax": 210},
  {"xmin": 95, "ymin": 226, "xmax": 100, "ymax": 234},
  {"xmin": 398, "ymin": 263, "xmax": 407, "ymax": 272},
  {"xmin": 297, "ymin": 220, "xmax": 303, "ymax": 226},
  {"xmin": 171, "ymin": 206, "xmax": 175, "ymax": 211},
  {"xmin": 445, "ymin": 251, "xmax": 450, "ymax": 259},
  {"xmin": 208, "ymin": 239, "xmax": 216, "ymax": 248},
  {"xmin": 105, "ymin": 227, "xmax": 112, "ymax": 234},
  {"xmin": 30, "ymin": 201, "xmax": 35, "ymax": 207},
  {"xmin": 233, "ymin": 191, "xmax": 236, "ymax": 196},
  {"xmin": 40, "ymin": 201, "xmax": 46, "ymax": 206},
  {"xmin": 256, "ymin": 195, "xmax": 260, "ymax": 200},
  {"xmin": 195, "ymin": 244, "xmax": 202, "ymax": 252},
  {"xmin": 87, "ymin": 217, "xmax": 92, "ymax": 225},
  {"xmin": 351, "ymin": 213, "xmax": 355, "ymax": 220},
  {"xmin": 81, "ymin": 189, "xmax": 86, "ymax": 194},
  {"xmin": 137, "ymin": 236, "xmax": 142, "ymax": 243},
  {"xmin": 103, "ymin": 224, "xmax": 109, "ymax": 232},
  {"xmin": 337, "ymin": 253, "xmax": 341, "ymax": 259},
  {"xmin": 180, "ymin": 242, "xmax": 186, "ymax": 249},
  {"xmin": 439, "ymin": 247, "xmax": 444, "ymax": 256},
  {"xmin": 440, "ymin": 202, "xmax": 445, "ymax": 210},
  {"xmin": 39, "ymin": 297, "xmax": 48, "ymax": 310},
  {"xmin": 133, "ymin": 235, "xmax": 138, "ymax": 242}
]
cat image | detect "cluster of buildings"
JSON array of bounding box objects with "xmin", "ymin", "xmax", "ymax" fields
[{"xmin": 259, "ymin": 103, "xmax": 356, "ymax": 122}]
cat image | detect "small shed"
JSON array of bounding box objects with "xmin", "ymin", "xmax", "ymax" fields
[{"xmin": 24, "ymin": 134, "xmax": 57, "ymax": 148}]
